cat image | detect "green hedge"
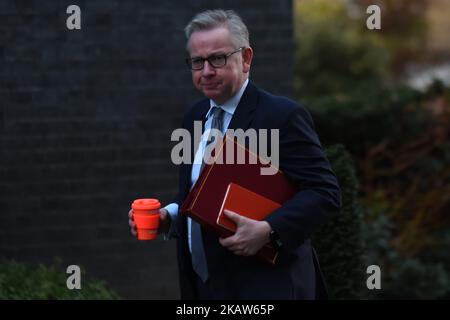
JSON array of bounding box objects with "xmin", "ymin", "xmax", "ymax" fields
[
  {"xmin": 313, "ymin": 144, "xmax": 365, "ymax": 299},
  {"xmin": 0, "ymin": 260, "xmax": 119, "ymax": 299},
  {"xmin": 310, "ymin": 84, "xmax": 430, "ymax": 156},
  {"xmin": 310, "ymin": 82, "xmax": 450, "ymax": 299}
]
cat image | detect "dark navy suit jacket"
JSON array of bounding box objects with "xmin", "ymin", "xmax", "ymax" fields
[{"xmin": 172, "ymin": 82, "xmax": 341, "ymax": 299}]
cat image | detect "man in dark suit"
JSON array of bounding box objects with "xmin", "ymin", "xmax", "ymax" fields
[{"xmin": 129, "ymin": 9, "xmax": 341, "ymax": 299}]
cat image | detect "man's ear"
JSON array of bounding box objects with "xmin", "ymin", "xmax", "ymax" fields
[{"xmin": 242, "ymin": 47, "xmax": 253, "ymax": 73}]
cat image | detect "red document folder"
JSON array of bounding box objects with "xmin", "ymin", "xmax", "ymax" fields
[
  {"xmin": 180, "ymin": 134, "xmax": 298, "ymax": 264},
  {"xmin": 217, "ymin": 183, "xmax": 282, "ymax": 232}
]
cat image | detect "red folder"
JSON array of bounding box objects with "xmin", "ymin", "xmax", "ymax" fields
[
  {"xmin": 180, "ymin": 134, "xmax": 298, "ymax": 264},
  {"xmin": 217, "ymin": 183, "xmax": 282, "ymax": 232}
]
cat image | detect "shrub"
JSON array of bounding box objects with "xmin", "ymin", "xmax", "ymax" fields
[
  {"xmin": 0, "ymin": 259, "xmax": 119, "ymax": 299},
  {"xmin": 313, "ymin": 144, "xmax": 366, "ymax": 299},
  {"xmin": 360, "ymin": 203, "xmax": 450, "ymax": 299},
  {"xmin": 311, "ymin": 82, "xmax": 450, "ymax": 258}
]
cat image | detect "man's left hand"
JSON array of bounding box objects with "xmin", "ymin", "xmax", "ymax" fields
[{"xmin": 219, "ymin": 209, "xmax": 272, "ymax": 256}]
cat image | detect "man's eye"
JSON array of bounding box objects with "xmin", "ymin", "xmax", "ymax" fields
[
  {"xmin": 191, "ymin": 58, "xmax": 203, "ymax": 64},
  {"xmin": 210, "ymin": 55, "xmax": 225, "ymax": 63}
]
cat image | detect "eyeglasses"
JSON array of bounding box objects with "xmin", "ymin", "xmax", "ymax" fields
[{"xmin": 186, "ymin": 47, "xmax": 245, "ymax": 70}]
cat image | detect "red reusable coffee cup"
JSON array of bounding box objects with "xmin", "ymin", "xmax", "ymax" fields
[{"xmin": 132, "ymin": 198, "xmax": 161, "ymax": 240}]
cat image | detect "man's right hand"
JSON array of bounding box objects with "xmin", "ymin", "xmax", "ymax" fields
[{"xmin": 128, "ymin": 208, "xmax": 171, "ymax": 238}]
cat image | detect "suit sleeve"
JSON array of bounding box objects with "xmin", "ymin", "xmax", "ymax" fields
[{"xmin": 265, "ymin": 105, "xmax": 341, "ymax": 252}]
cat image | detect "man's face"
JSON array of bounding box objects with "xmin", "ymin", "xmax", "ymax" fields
[{"xmin": 188, "ymin": 27, "xmax": 252, "ymax": 104}]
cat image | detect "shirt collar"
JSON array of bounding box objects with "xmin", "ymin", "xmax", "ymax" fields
[{"xmin": 206, "ymin": 79, "xmax": 249, "ymax": 119}]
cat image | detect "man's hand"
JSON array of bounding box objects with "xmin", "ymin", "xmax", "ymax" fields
[
  {"xmin": 128, "ymin": 208, "xmax": 171, "ymax": 238},
  {"xmin": 219, "ymin": 209, "xmax": 272, "ymax": 256}
]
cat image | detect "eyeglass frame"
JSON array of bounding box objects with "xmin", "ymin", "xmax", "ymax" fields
[{"xmin": 185, "ymin": 47, "xmax": 245, "ymax": 70}]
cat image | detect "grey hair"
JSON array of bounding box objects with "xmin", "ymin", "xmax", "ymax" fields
[{"xmin": 184, "ymin": 9, "xmax": 250, "ymax": 51}]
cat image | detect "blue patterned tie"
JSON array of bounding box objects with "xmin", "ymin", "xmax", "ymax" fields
[{"xmin": 191, "ymin": 106, "xmax": 225, "ymax": 283}]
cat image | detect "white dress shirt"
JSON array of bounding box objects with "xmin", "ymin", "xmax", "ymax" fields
[{"xmin": 164, "ymin": 79, "xmax": 249, "ymax": 252}]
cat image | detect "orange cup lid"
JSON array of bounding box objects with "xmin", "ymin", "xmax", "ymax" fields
[{"xmin": 132, "ymin": 198, "xmax": 161, "ymax": 210}]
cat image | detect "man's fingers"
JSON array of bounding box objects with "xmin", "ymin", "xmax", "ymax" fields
[
  {"xmin": 223, "ymin": 209, "xmax": 242, "ymax": 224},
  {"xmin": 219, "ymin": 237, "xmax": 254, "ymax": 256},
  {"xmin": 236, "ymin": 249, "xmax": 249, "ymax": 256},
  {"xmin": 231, "ymin": 248, "xmax": 250, "ymax": 256},
  {"xmin": 219, "ymin": 235, "xmax": 237, "ymax": 247},
  {"xmin": 128, "ymin": 209, "xmax": 137, "ymax": 237},
  {"xmin": 219, "ymin": 236, "xmax": 244, "ymax": 252}
]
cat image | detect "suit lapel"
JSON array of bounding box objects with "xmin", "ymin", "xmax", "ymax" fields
[{"xmin": 227, "ymin": 81, "xmax": 259, "ymax": 131}]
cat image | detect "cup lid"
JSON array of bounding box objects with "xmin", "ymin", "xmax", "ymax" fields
[{"xmin": 132, "ymin": 198, "xmax": 161, "ymax": 210}]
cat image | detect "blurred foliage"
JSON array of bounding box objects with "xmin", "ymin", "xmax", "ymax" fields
[
  {"xmin": 295, "ymin": 0, "xmax": 449, "ymax": 299},
  {"xmin": 314, "ymin": 144, "xmax": 365, "ymax": 299},
  {"xmin": 294, "ymin": 0, "xmax": 388, "ymax": 98},
  {"xmin": 312, "ymin": 81, "xmax": 450, "ymax": 258},
  {"xmin": 294, "ymin": 0, "xmax": 429, "ymax": 99},
  {"xmin": 351, "ymin": 0, "xmax": 429, "ymax": 72},
  {"xmin": 0, "ymin": 259, "xmax": 119, "ymax": 299},
  {"xmin": 361, "ymin": 201, "xmax": 450, "ymax": 299},
  {"xmin": 312, "ymin": 81, "xmax": 450, "ymax": 299}
]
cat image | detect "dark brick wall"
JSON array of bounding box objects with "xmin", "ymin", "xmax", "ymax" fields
[{"xmin": 0, "ymin": 0, "xmax": 293, "ymax": 299}]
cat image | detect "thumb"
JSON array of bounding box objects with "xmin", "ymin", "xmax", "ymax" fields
[{"xmin": 224, "ymin": 209, "xmax": 242, "ymax": 225}]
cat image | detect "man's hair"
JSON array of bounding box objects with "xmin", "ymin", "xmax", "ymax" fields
[{"xmin": 184, "ymin": 9, "xmax": 250, "ymax": 51}]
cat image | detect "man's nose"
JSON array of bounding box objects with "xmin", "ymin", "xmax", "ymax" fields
[{"xmin": 201, "ymin": 61, "xmax": 215, "ymax": 76}]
